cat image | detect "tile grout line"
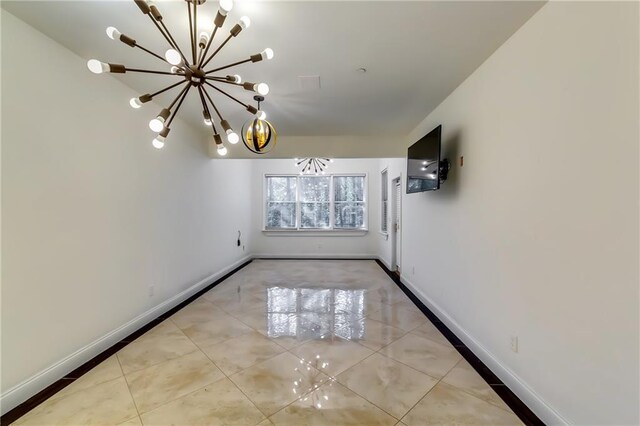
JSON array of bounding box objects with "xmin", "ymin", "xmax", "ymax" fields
[
  {"xmin": 1, "ymin": 259, "xmax": 255, "ymax": 426},
  {"xmin": 116, "ymin": 323, "xmax": 202, "ymax": 376},
  {"xmin": 165, "ymin": 311, "xmax": 270, "ymax": 423},
  {"xmin": 115, "ymin": 352, "xmax": 144, "ymax": 424},
  {"xmin": 374, "ymin": 260, "xmax": 537, "ymax": 425},
  {"xmin": 438, "ymin": 358, "xmax": 519, "ymax": 415}
]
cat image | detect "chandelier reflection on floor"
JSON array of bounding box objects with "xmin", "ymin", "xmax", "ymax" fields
[{"xmin": 266, "ymin": 287, "xmax": 365, "ymax": 340}]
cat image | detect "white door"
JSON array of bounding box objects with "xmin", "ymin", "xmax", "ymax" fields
[{"xmin": 392, "ymin": 178, "xmax": 402, "ymax": 274}]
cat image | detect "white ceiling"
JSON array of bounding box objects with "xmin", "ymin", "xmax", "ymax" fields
[{"xmin": 2, "ymin": 0, "xmax": 544, "ymax": 140}]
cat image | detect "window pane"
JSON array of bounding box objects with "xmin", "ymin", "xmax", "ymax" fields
[
  {"xmin": 381, "ymin": 171, "xmax": 388, "ymax": 201},
  {"xmin": 301, "ymin": 203, "xmax": 330, "ymax": 228},
  {"xmin": 267, "ymin": 177, "xmax": 296, "ymax": 202},
  {"xmin": 300, "ymin": 177, "xmax": 330, "ymax": 202},
  {"xmin": 382, "ymin": 200, "xmax": 388, "ymax": 232},
  {"xmin": 334, "ymin": 202, "xmax": 365, "ymax": 228},
  {"xmin": 334, "ymin": 176, "xmax": 365, "ymax": 202},
  {"xmin": 267, "ymin": 202, "xmax": 296, "ymax": 228}
]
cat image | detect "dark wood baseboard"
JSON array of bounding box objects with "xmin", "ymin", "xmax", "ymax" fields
[
  {"xmin": 374, "ymin": 259, "xmax": 545, "ymax": 426},
  {"xmin": 0, "ymin": 259, "xmax": 253, "ymax": 426}
]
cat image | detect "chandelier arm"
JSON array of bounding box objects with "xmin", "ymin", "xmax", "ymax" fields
[
  {"xmin": 205, "ymin": 58, "xmax": 251, "ymax": 75},
  {"xmin": 206, "ymin": 76, "xmax": 234, "ymax": 81},
  {"xmin": 158, "ymin": 19, "xmax": 191, "ymax": 67},
  {"xmin": 198, "ymin": 26, "xmax": 218, "ymax": 68},
  {"xmin": 125, "ymin": 68, "xmax": 176, "ymax": 76},
  {"xmin": 197, "ymin": 48, "xmax": 205, "ymax": 68},
  {"xmin": 198, "ymin": 88, "xmax": 219, "ymax": 134},
  {"xmin": 147, "ymin": 15, "xmax": 189, "ymax": 67},
  {"xmin": 193, "ymin": 0, "xmax": 198, "ymax": 66},
  {"xmin": 197, "ymin": 86, "xmax": 210, "ymax": 117},
  {"xmin": 187, "ymin": 2, "xmax": 196, "ymax": 64},
  {"xmin": 204, "ymin": 76, "xmax": 240, "ymax": 87},
  {"xmin": 166, "ymin": 85, "xmax": 192, "ymax": 128},
  {"xmin": 200, "ymin": 86, "xmax": 225, "ymax": 121},
  {"xmin": 167, "ymin": 83, "xmax": 191, "ymax": 111},
  {"xmin": 205, "ymin": 58, "xmax": 251, "ymax": 74},
  {"xmin": 197, "ymin": 87, "xmax": 213, "ymax": 130},
  {"xmin": 201, "ymin": 34, "xmax": 233, "ymax": 68},
  {"xmin": 204, "ymin": 82, "xmax": 249, "ymax": 108},
  {"xmin": 134, "ymin": 43, "xmax": 167, "ymax": 62},
  {"xmin": 150, "ymin": 80, "xmax": 190, "ymax": 98}
]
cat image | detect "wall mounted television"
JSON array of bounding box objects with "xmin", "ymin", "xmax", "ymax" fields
[{"xmin": 407, "ymin": 125, "xmax": 449, "ymax": 194}]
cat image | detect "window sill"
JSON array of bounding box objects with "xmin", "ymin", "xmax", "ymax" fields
[{"xmin": 262, "ymin": 229, "xmax": 368, "ymax": 237}]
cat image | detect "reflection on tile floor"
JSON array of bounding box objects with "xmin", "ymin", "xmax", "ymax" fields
[{"xmin": 13, "ymin": 260, "xmax": 522, "ymax": 425}]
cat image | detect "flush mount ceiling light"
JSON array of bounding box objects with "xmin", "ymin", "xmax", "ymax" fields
[
  {"xmin": 87, "ymin": 0, "xmax": 274, "ymax": 155},
  {"xmin": 294, "ymin": 157, "xmax": 333, "ymax": 175}
]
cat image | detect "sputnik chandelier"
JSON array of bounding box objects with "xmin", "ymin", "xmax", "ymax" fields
[
  {"xmin": 294, "ymin": 158, "xmax": 334, "ymax": 175},
  {"xmin": 86, "ymin": 0, "xmax": 274, "ymax": 155}
]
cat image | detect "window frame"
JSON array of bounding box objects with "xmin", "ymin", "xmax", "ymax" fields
[{"xmin": 263, "ymin": 173, "xmax": 368, "ymax": 233}]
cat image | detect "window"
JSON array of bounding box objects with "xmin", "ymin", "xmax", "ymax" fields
[
  {"xmin": 381, "ymin": 169, "xmax": 388, "ymax": 233},
  {"xmin": 300, "ymin": 176, "xmax": 330, "ymax": 228},
  {"xmin": 266, "ymin": 176, "xmax": 297, "ymax": 229},
  {"xmin": 265, "ymin": 175, "xmax": 367, "ymax": 231}
]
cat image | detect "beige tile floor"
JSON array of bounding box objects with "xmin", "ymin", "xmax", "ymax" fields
[{"xmin": 13, "ymin": 260, "xmax": 523, "ymax": 425}]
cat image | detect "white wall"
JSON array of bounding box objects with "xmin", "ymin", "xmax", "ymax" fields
[
  {"xmin": 0, "ymin": 10, "xmax": 253, "ymax": 411},
  {"xmin": 250, "ymin": 159, "xmax": 381, "ymax": 258},
  {"xmin": 401, "ymin": 2, "xmax": 639, "ymax": 425}
]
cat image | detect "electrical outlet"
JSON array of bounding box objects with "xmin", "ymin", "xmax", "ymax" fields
[
  {"xmin": 510, "ymin": 335, "xmax": 519, "ymax": 353},
  {"xmin": 148, "ymin": 285, "xmax": 155, "ymax": 298}
]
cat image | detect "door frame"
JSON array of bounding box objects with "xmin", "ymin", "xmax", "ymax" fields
[{"xmin": 391, "ymin": 176, "xmax": 402, "ymax": 275}]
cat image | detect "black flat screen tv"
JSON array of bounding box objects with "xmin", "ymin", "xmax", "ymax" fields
[{"xmin": 407, "ymin": 125, "xmax": 442, "ymax": 193}]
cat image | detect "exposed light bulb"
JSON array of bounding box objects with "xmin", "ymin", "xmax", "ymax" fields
[
  {"xmin": 217, "ymin": 145, "xmax": 228, "ymax": 156},
  {"xmin": 219, "ymin": 0, "xmax": 233, "ymax": 15},
  {"xmin": 330, "ymin": 159, "xmax": 334, "ymax": 162},
  {"xmin": 232, "ymin": 74, "xmax": 242, "ymax": 83},
  {"xmin": 198, "ymin": 31, "xmax": 210, "ymax": 47},
  {"xmin": 152, "ymin": 136, "xmax": 165, "ymax": 149},
  {"xmin": 261, "ymin": 48, "xmax": 274, "ymax": 60},
  {"xmin": 226, "ymin": 129, "xmax": 239, "ymax": 144},
  {"xmin": 256, "ymin": 110, "xmax": 266, "ymax": 120},
  {"xmin": 106, "ymin": 26, "xmax": 121, "ymax": 40},
  {"xmin": 255, "ymin": 83, "xmax": 270, "ymax": 96},
  {"xmin": 87, "ymin": 59, "xmax": 109, "ymax": 74},
  {"xmin": 170, "ymin": 66, "xmax": 182, "ymax": 74},
  {"xmin": 204, "ymin": 118, "xmax": 212, "ymax": 126},
  {"xmin": 239, "ymin": 16, "xmax": 251, "ymax": 29},
  {"xmin": 149, "ymin": 117, "xmax": 165, "ymax": 132},
  {"xmin": 164, "ymin": 49, "xmax": 182, "ymax": 66},
  {"xmin": 129, "ymin": 97, "xmax": 143, "ymax": 109}
]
